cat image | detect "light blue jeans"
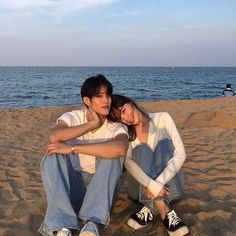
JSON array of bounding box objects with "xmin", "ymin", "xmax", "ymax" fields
[
  {"xmin": 38, "ymin": 153, "xmax": 123, "ymax": 236},
  {"xmin": 127, "ymin": 139, "xmax": 185, "ymax": 211}
]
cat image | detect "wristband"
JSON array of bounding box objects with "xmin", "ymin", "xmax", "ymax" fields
[{"xmin": 71, "ymin": 146, "xmax": 75, "ymax": 154}]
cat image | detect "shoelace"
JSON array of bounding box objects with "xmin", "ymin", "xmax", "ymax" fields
[
  {"xmin": 136, "ymin": 207, "xmax": 153, "ymax": 223},
  {"xmin": 166, "ymin": 210, "xmax": 181, "ymax": 228}
]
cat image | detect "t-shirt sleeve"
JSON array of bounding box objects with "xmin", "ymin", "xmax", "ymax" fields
[{"xmin": 57, "ymin": 110, "xmax": 83, "ymax": 127}]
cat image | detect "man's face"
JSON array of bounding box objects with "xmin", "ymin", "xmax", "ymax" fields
[{"xmin": 87, "ymin": 86, "xmax": 111, "ymax": 116}]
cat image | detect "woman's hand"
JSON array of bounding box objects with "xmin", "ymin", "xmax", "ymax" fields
[
  {"xmin": 46, "ymin": 142, "xmax": 73, "ymax": 155},
  {"xmin": 143, "ymin": 186, "xmax": 170, "ymax": 200},
  {"xmin": 158, "ymin": 186, "xmax": 170, "ymax": 197},
  {"xmin": 143, "ymin": 187, "xmax": 156, "ymax": 200}
]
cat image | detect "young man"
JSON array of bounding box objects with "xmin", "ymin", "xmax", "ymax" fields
[{"xmin": 39, "ymin": 74, "xmax": 129, "ymax": 236}]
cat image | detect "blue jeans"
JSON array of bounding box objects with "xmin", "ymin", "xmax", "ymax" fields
[
  {"xmin": 127, "ymin": 139, "xmax": 185, "ymax": 211},
  {"xmin": 38, "ymin": 153, "xmax": 123, "ymax": 236}
]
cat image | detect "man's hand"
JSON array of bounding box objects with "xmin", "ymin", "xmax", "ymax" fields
[
  {"xmin": 86, "ymin": 107, "xmax": 101, "ymax": 130},
  {"xmin": 143, "ymin": 186, "xmax": 170, "ymax": 200},
  {"xmin": 46, "ymin": 142, "xmax": 73, "ymax": 155}
]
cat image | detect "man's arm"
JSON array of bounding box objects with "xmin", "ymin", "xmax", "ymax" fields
[
  {"xmin": 49, "ymin": 108, "xmax": 101, "ymax": 143},
  {"xmin": 74, "ymin": 133, "xmax": 128, "ymax": 158},
  {"xmin": 49, "ymin": 120, "xmax": 98, "ymax": 143},
  {"xmin": 46, "ymin": 133, "xmax": 129, "ymax": 159}
]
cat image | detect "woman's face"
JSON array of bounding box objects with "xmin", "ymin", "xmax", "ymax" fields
[{"xmin": 119, "ymin": 102, "xmax": 140, "ymax": 126}]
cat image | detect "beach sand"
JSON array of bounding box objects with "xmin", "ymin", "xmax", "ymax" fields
[{"xmin": 0, "ymin": 98, "xmax": 236, "ymax": 236}]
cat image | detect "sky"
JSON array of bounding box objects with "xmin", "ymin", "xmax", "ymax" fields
[{"xmin": 0, "ymin": 0, "xmax": 236, "ymax": 66}]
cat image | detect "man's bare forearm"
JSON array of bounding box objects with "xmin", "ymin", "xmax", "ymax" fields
[
  {"xmin": 73, "ymin": 135, "xmax": 128, "ymax": 159},
  {"xmin": 49, "ymin": 121, "xmax": 96, "ymax": 143}
]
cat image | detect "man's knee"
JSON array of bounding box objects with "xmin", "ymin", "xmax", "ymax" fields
[{"xmin": 40, "ymin": 153, "xmax": 68, "ymax": 171}]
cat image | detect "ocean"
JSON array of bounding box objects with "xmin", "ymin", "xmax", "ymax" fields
[{"xmin": 0, "ymin": 67, "xmax": 235, "ymax": 109}]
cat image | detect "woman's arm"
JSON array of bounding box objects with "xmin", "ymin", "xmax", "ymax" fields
[
  {"xmin": 151, "ymin": 113, "xmax": 186, "ymax": 196},
  {"xmin": 124, "ymin": 148, "xmax": 158, "ymax": 188},
  {"xmin": 125, "ymin": 113, "xmax": 186, "ymax": 197}
]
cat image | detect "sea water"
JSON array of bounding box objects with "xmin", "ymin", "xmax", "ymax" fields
[{"xmin": 0, "ymin": 67, "xmax": 235, "ymax": 109}]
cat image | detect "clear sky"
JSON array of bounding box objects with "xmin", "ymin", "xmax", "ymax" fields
[{"xmin": 0, "ymin": 0, "xmax": 235, "ymax": 66}]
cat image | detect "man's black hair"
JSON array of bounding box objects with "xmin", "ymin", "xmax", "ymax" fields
[{"xmin": 81, "ymin": 74, "xmax": 113, "ymax": 99}]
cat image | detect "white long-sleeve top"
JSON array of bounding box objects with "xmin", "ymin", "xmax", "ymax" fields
[{"xmin": 124, "ymin": 112, "xmax": 186, "ymax": 197}]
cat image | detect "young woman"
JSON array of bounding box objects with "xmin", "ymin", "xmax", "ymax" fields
[{"xmin": 108, "ymin": 94, "xmax": 189, "ymax": 236}]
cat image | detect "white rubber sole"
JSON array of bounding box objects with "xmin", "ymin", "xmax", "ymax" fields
[
  {"xmin": 79, "ymin": 231, "xmax": 97, "ymax": 236},
  {"xmin": 127, "ymin": 218, "xmax": 149, "ymax": 230},
  {"xmin": 167, "ymin": 225, "xmax": 189, "ymax": 236}
]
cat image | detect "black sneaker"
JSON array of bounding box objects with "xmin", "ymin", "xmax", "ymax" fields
[
  {"xmin": 127, "ymin": 206, "xmax": 154, "ymax": 230},
  {"xmin": 162, "ymin": 210, "xmax": 189, "ymax": 236}
]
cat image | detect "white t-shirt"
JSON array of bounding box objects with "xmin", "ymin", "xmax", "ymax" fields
[
  {"xmin": 58, "ymin": 108, "xmax": 128, "ymax": 173},
  {"xmin": 125, "ymin": 112, "xmax": 186, "ymax": 197}
]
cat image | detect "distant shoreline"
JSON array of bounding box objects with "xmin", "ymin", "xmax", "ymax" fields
[{"xmin": 0, "ymin": 96, "xmax": 232, "ymax": 111}]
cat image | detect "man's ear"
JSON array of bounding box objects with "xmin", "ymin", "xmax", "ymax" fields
[{"xmin": 83, "ymin": 97, "xmax": 91, "ymax": 107}]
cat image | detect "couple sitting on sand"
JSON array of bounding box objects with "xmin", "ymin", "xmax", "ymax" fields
[{"xmin": 39, "ymin": 74, "xmax": 189, "ymax": 236}]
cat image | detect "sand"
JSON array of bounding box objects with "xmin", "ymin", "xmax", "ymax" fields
[{"xmin": 0, "ymin": 98, "xmax": 236, "ymax": 236}]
